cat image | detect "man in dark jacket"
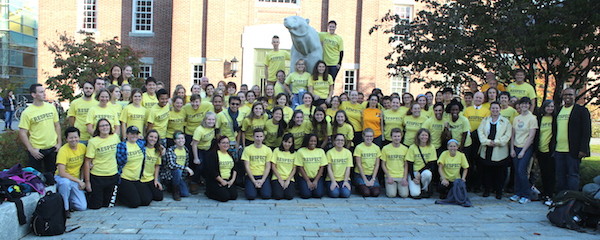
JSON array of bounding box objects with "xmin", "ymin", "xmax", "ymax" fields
[{"xmin": 552, "ymin": 88, "xmax": 591, "ymax": 192}]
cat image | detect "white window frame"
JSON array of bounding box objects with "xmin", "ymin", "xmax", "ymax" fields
[
  {"xmin": 192, "ymin": 64, "xmax": 205, "ymax": 85},
  {"xmin": 80, "ymin": 0, "xmax": 97, "ymax": 32},
  {"xmin": 256, "ymin": 0, "xmax": 300, "ymax": 8},
  {"xmin": 344, "ymin": 70, "xmax": 357, "ymax": 93},
  {"xmin": 391, "ymin": 74, "xmax": 410, "ymax": 94},
  {"xmin": 138, "ymin": 65, "xmax": 152, "ymax": 79},
  {"xmin": 131, "ymin": 0, "xmax": 153, "ymax": 33}
]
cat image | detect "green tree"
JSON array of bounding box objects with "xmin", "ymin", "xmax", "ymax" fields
[
  {"xmin": 371, "ymin": 0, "xmax": 600, "ymax": 105},
  {"xmin": 44, "ymin": 31, "xmax": 144, "ymax": 101}
]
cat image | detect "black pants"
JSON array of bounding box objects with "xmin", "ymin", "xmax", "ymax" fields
[
  {"xmin": 271, "ymin": 180, "xmax": 296, "ymax": 200},
  {"xmin": 481, "ymin": 164, "xmax": 507, "ymax": 195},
  {"xmin": 184, "ymin": 134, "xmax": 193, "ymax": 156},
  {"xmin": 206, "ymin": 181, "xmax": 238, "ymax": 202},
  {"xmin": 536, "ymin": 151, "xmax": 555, "ymax": 198},
  {"xmin": 117, "ymin": 179, "xmax": 152, "ymax": 208},
  {"xmin": 352, "ymin": 132, "xmax": 363, "ymax": 151},
  {"xmin": 142, "ymin": 181, "xmax": 164, "ymax": 201},
  {"xmin": 166, "ymin": 138, "xmax": 175, "ymax": 148},
  {"xmin": 465, "ymin": 131, "xmax": 481, "ymax": 191},
  {"xmin": 27, "ymin": 147, "xmax": 57, "ymax": 174},
  {"xmin": 88, "ymin": 174, "xmax": 118, "ymax": 209},
  {"xmin": 438, "ymin": 182, "xmax": 454, "ymax": 199}
]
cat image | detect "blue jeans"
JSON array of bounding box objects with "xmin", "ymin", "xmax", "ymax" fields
[
  {"xmin": 298, "ymin": 177, "xmax": 325, "ymax": 199},
  {"xmin": 291, "ymin": 89, "xmax": 306, "ymax": 110},
  {"xmin": 54, "ymin": 175, "xmax": 87, "ymax": 211},
  {"xmin": 327, "ymin": 65, "xmax": 340, "ymax": 80},
  {"xmin": 554, "ymin": 152, "xmax": 581, "ymax": 192},
  {"xmin": 513, "ymin": 147, "xmax": 533, "ymax": 198},
  {"xmin": 326, "ymin": 181, "xmax": 351, "ymax": 198},
  {"xmin": 245, "ymin": 175, "xmax": 272, "ymax": 200},
  {"xmin": 171, "ymin": 169, "xmax": 190, "ymax": 197},
  {"xmin": 4, "ymin": 110, "xmax": 13, "ymax": 128}
]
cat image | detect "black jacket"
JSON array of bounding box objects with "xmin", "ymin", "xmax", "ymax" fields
[{"xmin": 551, "ymin": 104, "xmax": 591, "ymax": 158}]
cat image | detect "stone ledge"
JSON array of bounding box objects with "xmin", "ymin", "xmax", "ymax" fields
[{"xmin": 0, "ymin": 185, "xmax": 56, "ymax": 239}]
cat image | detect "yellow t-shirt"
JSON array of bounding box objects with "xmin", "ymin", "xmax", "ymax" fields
[
  {"xmin": 556, "ymin": 106, "xmax": 572, "ymax": 152},
  {"xmin": 326, "ymin": 148, "xmax": 353, "ymax": 181},
  {"xmin": 141, "ymin": 93, "xmax": 158, "ymax": 109},
  {"xmin": 463, "ymin": 106, "xmax": 491, "ymax": 132},
  {"xmin": 148, "ymin": 104, "xmax": 171, "ymax": 137},
  {"xmin": 183, "ymin": 101, "xmax": 215, "ymax": 135},
  {"xmin": 278, "ymin": 106, "xmax": 294, "ymax": 123},
  {"xmin": 381, "ymin": 143, "xmax": 408, "ymax": 178},
  {"xmin": 120, "ymin": 141, "xmax": 145, "ymax": 181},
  {"xmin": 308, "ymin": 75, "xmax": 334, "ymax": 99},
  {"xmin": 270, "ymin": 149, "xmax": 296, "ymax": 181},
  {"xmin": 192, "ymin": 126, "xmax": 215, "ymax": 150},
  {"xmin": 86, "ymin": 134, "xmax": 120, "ymax": 176},
  {"xmin": 108, "ymin": 102, "xmax": 123, "ymax": 119},
  {"xmin": 438, "ymin": 150, "xmax": 469, "ymax": 182},
  {"xmin": 241, "ymin": 144, "xmax": 272, "ymax": 176},
  {"xmin": 363, "ymin": 108, "xmax": 383, "ymax": 137},
  {"xmin": 68, "ymin": 97, "xmax": 98, "ymax": 140},
  {"xmin": 383, "ymin": 109, "xmax": 404, "ymax": 141},
  {"xmin": 500, "ymin": 107, "xmax": 519, "ymax": 123},
  {"xmin": 507, "ymin": 82, "xmax": 537, "ymax": 100},
  {"xmin": 174, "ymin": 148, "xmax": 187, "ymax": 166},
  {"xmin": 325, "ymin": 108, "xmax": 338, "ymax": 122},
  {"xmin": 406, "ymin": 144, "xmax": 437, "ymax": 172},
  {"xmin": 447, "ymin": 116, "xmax": 472, "ymax": 147},
  {"xmin": 218, "ymin": 151, "xmax": 234, "ymax": 180},
  {"xmin": 332, "ymin": 123, "xmax": 354, "ymax": 142},
  {"xmin": 319, "ymin": 32, "xmax": 344, "ymax": 66},
  {"xmin": 241, "ymin": 114, "xmax": 269, "ymax": 141},
  {"xmin": 295, "ymin": 147, "xmax": 328, "ymax": 179},
  {"xmin": 285, "ymin": 71, "xmax": 311, "ymax": 94},
  {"xmin": 481, "ymin": 83, "xmax": 506, "ymax": 92},
  {"xmin": 55, "ymin": 143, "xmax": 86, "ymax": 179},
  {"xmin": 120, "ymin": 105, "xmax": 148, "ymax": 134},
  {"xmin": 264, "ymin": 120, "xmax": 283, "ymax": 148},
  {"xmin": 86, "ymin": 105, "xmax": 119, "ymax": 132},
  {"xmin": 274, "ymin": 81, "xmax": 287, "ymax": 96},
  {"xmin": 539, "ymin": 116, "xmax": 553, "ymax": 153},
  {"xmin": 421, "ymin": 108, "xmax": 433, "ymax": 119},
  {"xmin": 215, "ymin": 109, "xmax": 246, "ymax": 141},
  {"xmin": 141, "ymin": 148, "xmax": 162, "ymax": 183},
  {"xmin": 353, "ymin": 143, "xmax": 381, "ymax": 175},
  {"xmin": 422, "ymin": 117, "xmax": 446, "ymax": 149},
  {"xmin": 18, "ymin": 103, "xmax": 59, "ymax": 149},
  {"xmin": 295, "ymin": 104, "xmax": 313, "ymax": 122},
  {"xmin": 512, "ymin": 112, "xmax": 538, "ymax": 148},
  {"xmin": 340, "ymin": 101, "xmax": 365, "ymax": 132},
  {"xmin": 265, "ymin": 50, "xmax": 290, "ymax": 82},
  {"xmin": 402, "ymin": 115, "xmax": 428, "ymax": 146},
  {"xmin": 286, "ymin": 122, "xmax": 311, "ymax": 149},
  {"xmin": 167, "ymin": 110, "xmax": 186, "ymax": 139}
]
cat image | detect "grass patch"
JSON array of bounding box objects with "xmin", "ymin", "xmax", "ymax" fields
[
  {"xmin": 590, "ymin": 145, "xmax": 600, "ymax": 154},
  {"xmin": 582, "ymin": 158, "xmax": 600, "ymax": 186},
  {"xmin": 0, "ymin": 130, "xmax": 28, "ymax": 169}
]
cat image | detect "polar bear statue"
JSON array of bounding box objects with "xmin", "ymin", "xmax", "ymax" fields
[{"xmin": 284, "ymin": 16, "xmax": 323, "ymax": 74}]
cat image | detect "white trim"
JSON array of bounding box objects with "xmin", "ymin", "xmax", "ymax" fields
[
  {"xmin": 131, "ymin": 0, "xmax": 153, "ymax": 34},
  {"xmin": 191, "ymin": 64, "xmax": 205, "ymax": 85},
  {"xmin": 78, "ymin": 0, "xmax": 98, "ymax": 32},
  {"xmin": 256, "ymin": 0, "xmax": 300, "ymax": 8}
]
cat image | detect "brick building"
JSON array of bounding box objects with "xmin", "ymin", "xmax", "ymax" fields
[{"xmin": 38, "ymin": 0, "xmax": 431, "ymax": 96}]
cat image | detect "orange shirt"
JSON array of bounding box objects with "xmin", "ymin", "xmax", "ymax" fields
[
  {"xmin": 362, "ymin": 108, "xmax": 382, "ymax": 137},
  {"xmin": 481, "ymin": 83, "xmax": 506, "ymax": 92}
]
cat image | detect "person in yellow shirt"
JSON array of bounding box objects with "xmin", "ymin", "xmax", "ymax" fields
[
  {"xmin": 107, "ymin": 85, "xmax": 123, "ymax": 120},
  {"xmin": 319, "ymin": 20, "xmax": 344, "ymax": 80},
  {"xmin": 141, "ymin": 77, "xmax": 158, "ymax": 109},
  {"xmin": 308, "ymin": 60, "xmax": 334, "ymax": 102},
  {"xmin": 191, "ymin": 112, "xmax": 217, "ymax": 192},
  {"xmin": 295, "ymin": 134, "xmax": 328, "ymax": 199},
  {"xmin": 265, "ymin": 107, "xmax": 287, "ymax": 149},
  {"xmin": 166, "ymin": 96, "xmax": 186, "ymax": 147},
  {"xmin": 119, "ymin": 84, "xmax": 132, "ymax": 107},
  {"xmin": 273, "ymin": 93, "xmax": 293, "ymax": 123},
  {"xmin": 326, "ymin": 134, "xmax": 353, "ymax": 198},
  {"xmin": 331, "ymin": 110, "xmax": 355, "ymax": 148},
  {"xmin": 241, "ymin": 102, "xmax": 269, "ymax": 146},
  {"xmin": 507, "ymin": 69, "xmax": 536, "ymax": 112},
  {"xmin": 308, "ymin": 107, "xmax": 332, "ymax": 149},
  {"xmin": 116, "ymin": 126, "xmax": 150, "ymax": 208},
  {"xmin": 363, "ymin": 94, "xmax": 383, "ymax": 147},
  {"xmin": 147, "ymin": 89, "xmax": 171, "ymax": 145},
  {"xmin": 437, "ymin": 139, "xmax": 469, "ymax": 199},
  {"xmin": 120, "ymin": 89, "xmax": 148, "ymax": 139},
  {"xmin": 68, "ymin": 81, "xmax": 97, "ymax": 143},
  {"xmin": 510, "ymin": 97, "xmax": 538, "ymax": 204},
  {"xmin": 340, "ymin": 90, "xmax": 365, "ymax": 146},
  {"xmin": 54, "ymin": 127, "xmax": 87, "ymax": 216},
  {"xmin": 499, "ymin": 92, "xmax": 519, "ymax": 123},
  {"xmin": 274, "ymin": 70, "xmax": 288, "ymax": 97},
  {"xmin": 381, "ymin": 128, "xmax": 410, "ymax": 198},
  {"xmin": 141, "ymin": 130, "xmax": 165, "ymax": 203},
  {"xmin": 270, "ymin": 133, "xmax": 297, "ymax": 200},
  {"xmin": 286, "ymin": 110, "xmax": 311, "ymax": 149},
  {"xmin": 422, "ymin": 103, "xmax": 447, "ymax": 154},
  {"xmin": 405, "ymin": 129, "xmax": 438, "ymax": 198},
  {"xmin": 416, "ymin": 95, "xmax": 432, "ymax": 119},
  {"xmin": 83, "ymin": 119, "xmax": 120, "ymax": 209},
  {"xmin": 164, "ymin": 131, "xmax": 195, "ymax": 201},
  {"xmin": 402, "ymin": 103, "xmax": 428, "ymax": 146},
  {"xmin": 295, "ymin": 92, "xmax": 314, "ymax": 122},
  {"xmin": 285, "ymin": 59, "xmax": 311, "ymax": 108},
  {"xmin": 86, "ymin": 89, "xmax": 120, "ymax": 137},
  {"xmin": 184, "ymin": 94, "xmax": 215, "ymax": 151},
  {"xmin": 482, "ymin": 87, "xmax": 499, "ymax": 110},
  {"xmin": 353, "ymin": 128, "xmax": 382, "ymax": 197},
  {"xmin": 242, "ymin": 129, "xmax": 272, "ymax": 200},
  {"xmin": 535, "ymin": 100, "xmax": 555, "ymax": 204},
  {"xmin": 383, "ymin": 96, "xmax": 403, "ymax": 145},
  {"xmin": 325, "ymin": 96, "xmax": 341, "ymax": 122},
  {"xmin": 445, "ymin": 100, "xmax": 472, "ymax": 151},
  {"xmin": 216, "ymin": 96, "xmax": 245, "ymax": 151},
  {"xmin": 264, "ymin": 35, "xmax": 290, "ymax": 84},
  {"xmin": 204, "ymin": 136, "xmax": 238, "ymax": 202}
]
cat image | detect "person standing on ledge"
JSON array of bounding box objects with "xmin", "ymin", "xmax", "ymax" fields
[
  {"xmin": 264, "ymin": 35, "xmax": 291, "ymax": 85},
  {"xmin": 319, "ymin": 20, "xmax": 344, "ymax": 80}
]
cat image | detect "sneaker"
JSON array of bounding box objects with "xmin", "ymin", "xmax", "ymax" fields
[
  {"xmin": 509, "ymin": 195, "xmax": 520, "ymax": 201},
  {"xmin": 518, "ymin": 197, "xmax": 531, "ymax": 204},
  {"xmin": 531, "ymin": 186, "xmax": 541, "ymax": 195},
  {"xmin": 544, "ymin": 199, "xmax": 553, "ymax": 206}
]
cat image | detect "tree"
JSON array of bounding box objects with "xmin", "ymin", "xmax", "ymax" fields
[
  {"xmin": 44, "ymin": 31, "xmax": 144, "ymax": 101},
  {"xmin": 370, "ymin": 0, "xmax": 600, "ymax": 105}
]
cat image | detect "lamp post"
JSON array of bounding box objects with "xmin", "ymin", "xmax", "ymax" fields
[{"xmin": 230, "ymin": 57, "xmax": 238, "ymax": 77}]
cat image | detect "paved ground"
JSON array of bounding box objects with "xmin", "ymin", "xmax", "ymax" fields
[{"xmin": 20, "ymin": 190, "xmax": 598, "ymax": 240}]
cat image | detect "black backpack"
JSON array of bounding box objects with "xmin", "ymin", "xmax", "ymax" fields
[
  {"xmin": 31, "ymin": 191, "xmax": 66, "ymax": 236},
  {"xmin": 547, "ymin": 190, "xmax": 600, "ymax": 231}
]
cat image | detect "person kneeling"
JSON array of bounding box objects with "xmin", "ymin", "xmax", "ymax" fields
[
  {"xmin": 204, "ymin": 136, "xmax": 238, "ymax": 202},
  {"xmin": 116, "ymin": 126, "xmax": 151, "ymax": 208},
  {"xmin": 438, "ymin": 139, "xmax": 469, "ymax": 199},
  {"xmin": 55, "ymin": 127, "xmax": 88, "ymax": 218}
]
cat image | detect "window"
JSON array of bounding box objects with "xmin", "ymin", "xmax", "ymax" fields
[
  {"xmin": 258, "ymin": 0, "xmax": 297, "ymax": 3},
  {"xmin": 132, "ymin": 0, "xmax": 153, "ymax": 32},
  {"xmin": 138, "ymin": 65, "xmax": 152, "ymax": 79},
  {"xmin": 391, "ymin": 74, "xmax": 410, "ymax": 94},
  {"xmin": 344, "ymin": 70, "xmax": 357, "ymax": 93},
  {"xmin": 82, "ymin": 0, "xmax": 97, "ymax": 30},
  {"xmin": 393, "ymin": 5, "xmax": 412, "ymax": 38},
  {"xmin": 192, "ymin": 64, "xmax": 204, "ymax": 85}
]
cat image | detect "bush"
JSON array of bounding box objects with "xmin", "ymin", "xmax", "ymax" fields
[
  {"xmin": 592, "ymin": 122, "xmax": 600, "ymax": 138},
  {"xmin": 0, "ymin": 130, "xmax": 28, "ymax": 169}
]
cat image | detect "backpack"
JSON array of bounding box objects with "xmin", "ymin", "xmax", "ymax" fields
[
  {"xmin": 547, "ymin": 190, "xmax": 600, "ymax": 231},
  {"xmin": 31, "ymin": 191, "xmax": 66, "ymax": 236}
]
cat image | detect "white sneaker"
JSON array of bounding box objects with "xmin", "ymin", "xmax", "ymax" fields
[
  {"xmin": 509, "ymin": 195, "xmax": 520, "ymax": 201},
  {"xmin": 544, "ymin": 199, "xmax": 553, "ymax": 206},
  {"xmin": 531, "ymin": 186, "xmax": 541, "ymax": 195},
  {"xmin": 519, "ymin": 197, "xmax": 531, "ymax": 204}
]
